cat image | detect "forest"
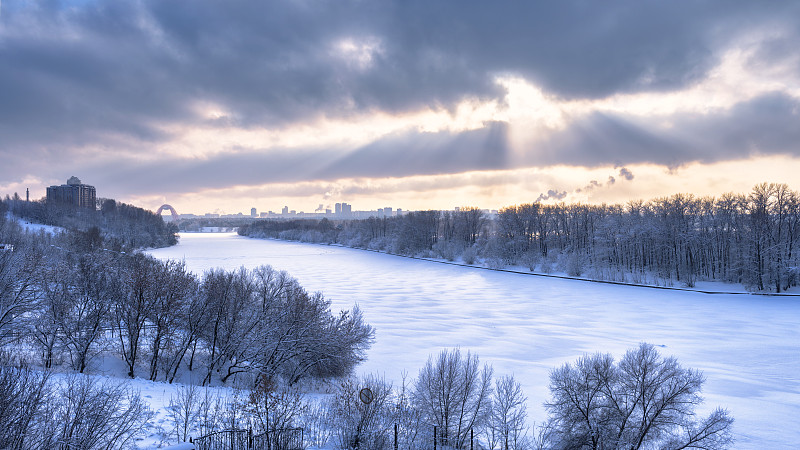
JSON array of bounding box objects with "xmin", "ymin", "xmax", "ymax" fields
[{"xmin": 240, "ymin": 183, "xmax": 800, "ymax": 292}]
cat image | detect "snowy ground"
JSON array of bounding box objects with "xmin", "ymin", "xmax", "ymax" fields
[
  {"xmin": 6, "ymin": 212, "xmax": 63, "ymax": 234},
  {"xmin": 148, "ymin": 232, "xmax": 800, "ymax": 449}
]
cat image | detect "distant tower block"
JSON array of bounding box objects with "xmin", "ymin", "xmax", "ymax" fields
[{"xmin": 156, "ymin": 204, "xmax": 179, "ymax": 221}]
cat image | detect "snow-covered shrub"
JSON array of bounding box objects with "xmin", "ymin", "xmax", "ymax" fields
[
  {"xmin": 477, "ymin": 236, "xmax": 505, "ymax": 265},
  {"xmin": 485, "ymin": 256, "xmax": 506, "ymax": 270},
  {"xmin": 433, "ymin": 240, "xmax": 461, "ymax": 261},
  {"xmin": 518, "ymin": 250, "xmax": 540, "ymax": 272},
  {"xmin": 245, "ymin": 376, "xmax": 305, "ymax": 432},
  {"xmin": 169, "ymin": 383, "xmax": 201, "ymax": 443},
  {"xmin": 45, "ymin": 374, "xmax": 153, "ymax": 449},
  {"xmin": 329, "ymin": 374, "xmax": 395, "ymax": 450},
  {"xmin": 565, "ymin": 251, "xmax": 586, "ymax": 277},
  {"xmin": 461, "ymin": 245, "xmax": 478, "ymax": 265},
  {"xmin": 539, "ymin": 251, "xmax": 558, "ymax": 274},
  {"xmin": 278, "ymin": 229, "xmax": 302, "ymax": 241},
  {"xmin": 301, "ymin": 399, "xmax": 334, "ymax": 448},
  {"xmin": 368, "ymin": 237, "xmax": 388, "ymax": 251},
  {"xmin": 194, "ymin": 388, "xmax": 227, "ymax": 437},
  {"xmin": 0, "ymin": 363, "xmax": 53, "ymax": 449}
]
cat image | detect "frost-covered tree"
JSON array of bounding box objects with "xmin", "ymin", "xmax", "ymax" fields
[
  {"xmin": 543, "ymin": 343, "xmax": 733, "ymax": 450},
  {"xmin": 114, "ymin": 253, "xmax": 156, "ymax": 378},
  {"xmin": 59, "ymin": 252, "xmax": 119, "ymax": 373},
  {"xmin": 414, "ymin": 348, "xmax": 493, "ymax": 449},
  {"xmin": 0, "ymin": 224, "xmax": 46, "ymax": 346},
  {"xmin": 487, "ymin": 375, "xmax": 529, "ymax": 450}
]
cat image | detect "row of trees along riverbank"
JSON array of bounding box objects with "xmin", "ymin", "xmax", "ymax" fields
[{"xmin": 239, "ymin": 183, "xmax": 800, "ymax": 292}]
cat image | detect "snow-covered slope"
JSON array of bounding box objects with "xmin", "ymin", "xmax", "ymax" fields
[{"xmin": 6, "ymin": 212, "xmax": 64, "ymax": 234}]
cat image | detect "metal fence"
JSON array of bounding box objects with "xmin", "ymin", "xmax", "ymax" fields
[
  {"xmin": 192, "ymin": 428, "xmax": 304, "ymax": 450},
  {"xmin": 253, "ymin": 427, "xmax": 304, "ymax": 450}
]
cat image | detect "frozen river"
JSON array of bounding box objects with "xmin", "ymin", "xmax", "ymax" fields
[{"xmin": 148, "ymin": 232, "xmax": 800, "ymax": 448}]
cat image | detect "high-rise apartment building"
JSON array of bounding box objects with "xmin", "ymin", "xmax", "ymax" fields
[{"xmin": 46, "ymin": 176, "xmax": 96, "ymax": 209}]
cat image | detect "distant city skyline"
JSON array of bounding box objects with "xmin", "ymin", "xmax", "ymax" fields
[{"xmin": 2, "ymin": 2, "xmax": 799, "ymax": 215}]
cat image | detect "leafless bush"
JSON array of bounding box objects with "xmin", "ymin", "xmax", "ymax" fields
[
  {"xmin": 395, "ymin": 372, "xmax": 428, "ymax": 450},
  {"xmin": 169, "ymin": 382, "xmax": 202, "ymax": 442},
  {"xmin": 195, "ymin": 387, "xmax": 227, "ymax": 437},
  {"xmin": 329, "ymin": 374, "xmax": 395, "ymax": 450},
  {"xmin": 300, "ymin": 398, "xmax": 334, "ymax": 448},
  {"xmin": 461, "ymin": 246, "xmax": 478, "ymax": 265},
  {"xmin": 245, "ymin": 375, "xmax": 306, "ymax": 432},
  {"xmin": 0, "ymin": 362, "xmax": 53, "ymax": 450},
  {"xmin": 47, "ymin": 374, "xmax": 154, "ymax": 449}
]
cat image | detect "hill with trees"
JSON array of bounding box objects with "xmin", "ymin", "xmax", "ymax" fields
[{"xmin": 3, "ymin": 195, "xmax": 177, "ymax": 251}]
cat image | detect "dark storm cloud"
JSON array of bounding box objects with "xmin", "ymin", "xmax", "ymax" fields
[
  {"xmin": 2, "ymin": 1, "xmax": 798, "ymax": 153},
  {"xmin": 530, "ymin": 92, "xmax": 800, "ymax": 169},
  {"xmin": 88, "ymin": 148, "xmax": 340, "ymax": 198}
]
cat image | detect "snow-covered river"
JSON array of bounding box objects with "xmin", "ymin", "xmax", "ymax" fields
[{"xmin": 148, "ymin": 232, "xmax": 800, "ymax": 449}]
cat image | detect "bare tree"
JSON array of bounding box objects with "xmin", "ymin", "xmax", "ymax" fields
[
  {"xmin": 115, "ymin": 253, "xmax": 155, "ymax": 378},
  {"xmin": 414, "ymin": 348, "xmax": 493, "ymax": 449},
  {"xmin": 395, "ymin": 371, "xmax": 427, "ymax": 450},
  {"xmin": 147, "ymin": 259, "xmax": 196, "ymax": 381},
  {"xmin": 543, "ymin": 343, "xmax": 733, "ymax": 450},
  {"xmin": 59, "ymin": 252, "xmax": 118, "ymax": 373},
  {"xmin": 0, "ymin": 229, "xmax": 45, "ymax": 346},
  {"xmin": 488, "ymin": 375, "xmax": 529, "ymax": 450},
  {"xmin": 164, "ymin": 275, "xmax": 205, "ymax": 383},
  {"xmin": 31, "ymin": 252, "xmax": 71, "ymax": 369}
]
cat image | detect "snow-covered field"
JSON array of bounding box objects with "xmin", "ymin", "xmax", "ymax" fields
[{"xmin": 148, "ymin": 233, "xmax": 800, "ymax": 449}]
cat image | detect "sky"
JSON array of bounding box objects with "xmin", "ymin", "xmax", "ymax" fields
[{"xmin": 1, "ymin": 0, "xmax": 799, "ymax": 215}]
